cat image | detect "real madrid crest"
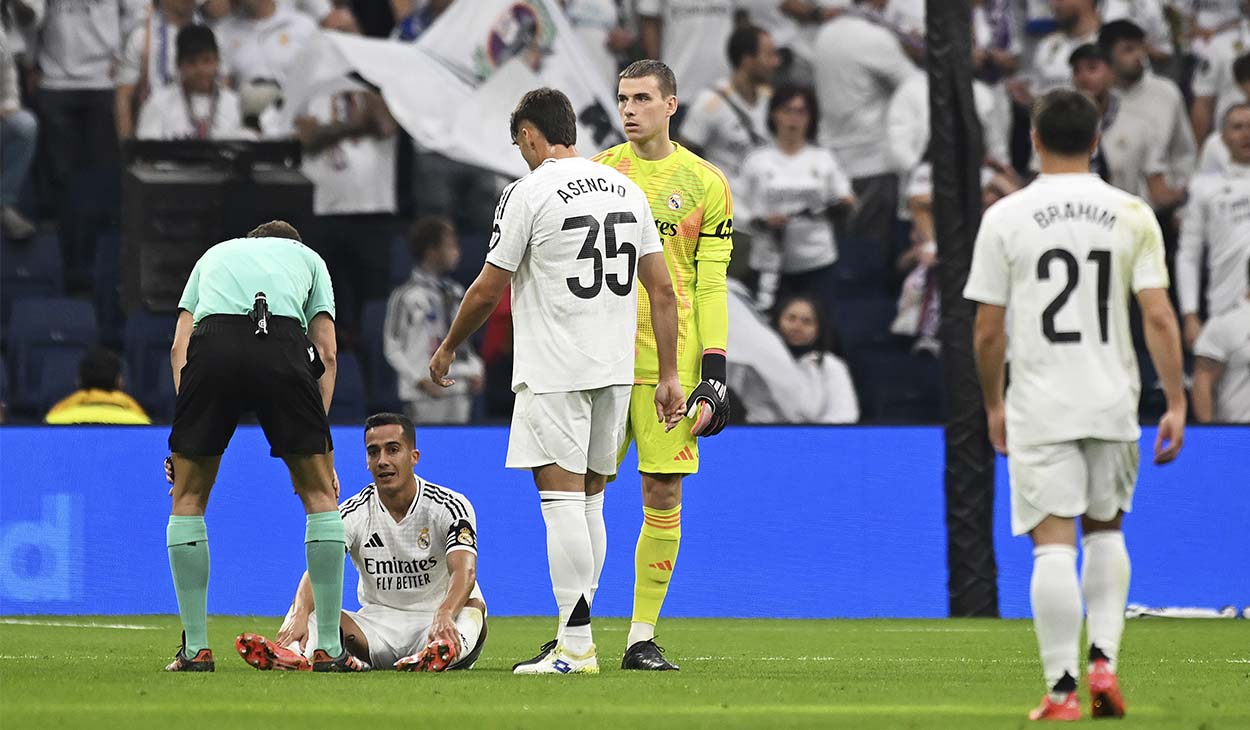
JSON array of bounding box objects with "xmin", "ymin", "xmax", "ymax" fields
[
  {"xmin": 667, "ymin": 192, "xmax": 683, "ymax": 210},
  {"xmin": 457, "ymin": 526, "xmax": 476, "ymax": 548},
  {"xmin": 417, "ymin": 527, "xmax": 431, "ymax": 550}
]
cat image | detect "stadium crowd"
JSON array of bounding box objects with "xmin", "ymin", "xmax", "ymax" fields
[{"xmin": 0, "ymin": 0, "xmax": 1247, "ymax": 426}]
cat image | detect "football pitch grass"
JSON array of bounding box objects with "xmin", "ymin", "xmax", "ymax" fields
[{"xmin": 1, "ymin": 616, "xmax": 1246, "ymax": 729}]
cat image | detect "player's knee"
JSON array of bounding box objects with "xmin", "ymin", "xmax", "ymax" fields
[{"xmin": 641, "ymin": 473, "xmax": 682, "ymax": 509}]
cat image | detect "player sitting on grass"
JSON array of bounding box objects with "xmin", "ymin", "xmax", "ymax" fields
[{"xmin": 235, "ymin": 412, "xmax": 487, "ymax": 672}]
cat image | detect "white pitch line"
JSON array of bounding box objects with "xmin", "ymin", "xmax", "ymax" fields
[{"xmin": 0, "ymin": 618, "xmax": 161, "ymax": 630}]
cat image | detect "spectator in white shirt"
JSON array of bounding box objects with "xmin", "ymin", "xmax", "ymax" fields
[
  {"xmin": 213, "ymin": 0, "xmax": 319, "ymax": 119},
  {"xmin": 136, "ymin": 25, "xmax": 250, "ymax": 142},
  {"xmin": 559, "ymin": 0, "xmax": 635, "ymax": 91},
  {"xmin": 1192, "ymin": 260, "xmax": 1250, "ymax": 423},
  {"xmin": 639, "ymin": 0, "xmax": 737, "ymax": 103},
  {"xmin": 1178, "ymin": 102, "xmax": 1250, "ymax": 349},
  {"xmin": 1, "ymin": 29, "xmax": 36, "ymax": 240},
  {"xmin": 742, "ymin": 85, "xmax": 855, "ymax": 315},
  {"xmin": 1101, "ymin": 0, "xmax": 1174, "ymax": 63},
  {"xmin": 681, "ymin": 24, "xmax": 780, "ymax": 224},
  {"xmin": 1008, "ymin": 0, "xmax": 1101, "ymax": 107},
  {"xmin": 1100, "ymin": 20, "xmax": 1194, "ymax": 210},
  {"xmin": 36, "ymin": 0, "xmax": 146, "ymax": 291},
  {"xmin": 737, "ymin": 0, "xmax": 845, "ymax": 86},
  {"xmin": 1196, "ymin": 53, "xmax": 1250, "ymax": 175},
  {"xmin": 1180, "ymin": 0, "xmax": 1247, "ymax": 62},
  {"xmin": 812, "ymin": 0, "xmax": 915, "ymax": 260},
  {"xmin": 116, "ymin": 0, "xmax": 201, "ymax": 140},
  {"xmin": 384, "ymin": 217, "xmax": 484, "ymax": 424},
  {"xmin": 773, "ymin": 294, "xmax": 859, "ymax": 423},
  {"xmin": 1189, "ymin": 14, "xmax": 1249, "ymax": 142}
]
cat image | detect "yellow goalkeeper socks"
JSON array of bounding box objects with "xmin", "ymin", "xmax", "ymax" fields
[{"xmin": 631, "ymin": 505, "xmax": 681, "ymax": 645}]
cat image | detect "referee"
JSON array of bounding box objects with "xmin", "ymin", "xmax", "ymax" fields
[{"xmin": 164, "ymin": 221, "xmax": 365, "ymax": 672}]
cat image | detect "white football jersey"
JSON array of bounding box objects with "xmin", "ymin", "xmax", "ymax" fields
[
  {"xmin": 964, "ymin": 174, "xmax": 1170, "ymax": 447},
  {"xmin": 1177, "ymin": 166, "xmax": 1250, "ymax": 318},
  {"xmin": 339, "ymin": 478, "xmax": 482, "ymax": 614},
  {"xmin": 1194, "ymin": 300, "xmax": 1250, "ymax": 423},
  {"xmin": 486, "ymin": 156, "xmax": 664, "ymax": 394}
]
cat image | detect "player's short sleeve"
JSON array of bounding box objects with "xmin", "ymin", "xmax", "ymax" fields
[
  {"xmin": 178, "ymin": 258, "xmax": 202, "ymax": 313},
  {"xmin": 484, "ymin": 180, "xmax": 532, "ymax": 273},
  {"xmin": 444, "ymin": 496, "xmax": 478, "ymax": 556},
  {"xmin": 637, "ymin": 193, "xmax": 664, "ymax": 258},
  {"xmin": 963, "ymin": 206, "xmax": 1010, "ymax": 306},
  {"xmin": 1130, "ymin": 202, "xmax": 1170, "ymax": 293},
  {"xmin": 695, "ymin": 165, "xmax": 734, "ymax": 265},
  {"xmin": 304, "ymin": 250, "xmax": 336, "ymax": 322},
  {"xmin": 1193, "ymin": 315, "xmax": 1232, "ymax": 363}
]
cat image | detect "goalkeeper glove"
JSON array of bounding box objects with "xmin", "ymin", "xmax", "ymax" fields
[{"xmin": 686, "ymin": 351, "xmax": 729, "ymax": 437}]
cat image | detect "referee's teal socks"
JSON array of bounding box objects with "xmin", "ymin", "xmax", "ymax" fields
[
  {"xmin": 305, "ymin": 511, "xmax": 346, "ymax": 657},
  {"xmin": 167, "ymin": 516, "xmax": 210, "ymax": 654}
]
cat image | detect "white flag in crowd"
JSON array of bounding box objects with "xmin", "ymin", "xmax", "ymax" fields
[{"xmin": 280, "ymin": 0, "xmax": 624, "ymax": 179}]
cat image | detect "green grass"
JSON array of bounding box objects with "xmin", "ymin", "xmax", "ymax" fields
[{"xmin": 1, "ymin": 616, "xmax": 1247, "ymax": 729}]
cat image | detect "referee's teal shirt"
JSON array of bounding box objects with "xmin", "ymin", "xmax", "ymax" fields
[{"xmin": 178, "ymin": 236, "xmax": 336, "ymax": 330}]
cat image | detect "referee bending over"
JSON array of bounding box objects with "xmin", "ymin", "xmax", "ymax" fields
[{"xmin": 164, "ymin": 220, "xmax": 365, "ymax": 672}]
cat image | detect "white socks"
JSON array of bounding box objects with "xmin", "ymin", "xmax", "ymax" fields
[
  {"xmin": 1082, "ymin": 531, "xmax": 1130, "ymax": 671},
  {"xmin": 455, "ymin": 606, "xmax": 485, "ymax": 659},
  {"xmin": 539, "ymin": 491, "xmax": 594, "ymax": 654},
  {"xmin": 627, "ymin": 621, "xmax": 655, "ymax": 648},
  {"xmin": 585, "ymin": 492, "xmax": 607, "ymax": 607},
  {"xmin": 1031, "ymin": 544, "xmax": 1082, "ymax": 693}
]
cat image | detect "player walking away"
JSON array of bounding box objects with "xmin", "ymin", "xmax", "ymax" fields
[
  {"xmin": 591, "ymin": 60, "xmax": 734, "ymax": 671},
  {"xmin": 429, "ymin": 88, "xmax": 686, "ymax": 675},
  {"xmin": 965, "ymin": 90, "xmax": 1187, "ymax": 721},
  {"xmin": 235, "ymin": 413, "xmax": 488, "ymax": 672},
  {"xmin": 165, "ymin": 220, "xmax": 362, "ymax": 672}
]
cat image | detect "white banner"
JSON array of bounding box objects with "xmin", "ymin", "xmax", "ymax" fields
[{"xmin": 280, "ymin": 1, "xmax": 624, "ymax": 179}]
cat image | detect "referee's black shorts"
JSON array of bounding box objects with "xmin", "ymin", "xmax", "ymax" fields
[{"xmin": 169, "ymin": 315, "xmax": 333, "ymax": 458}]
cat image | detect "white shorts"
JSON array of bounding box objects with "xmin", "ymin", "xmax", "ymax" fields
[
  {"xmin": 303, "ymin": 595, "xmax": 486, "ymax": 669},
  {"xmin": 1008, "ymin": 438, "xmax": 1139, "ymax": 536},
  {"xmin": 505, "ymin": 385, "xmax": 631, "ymax": 476}
]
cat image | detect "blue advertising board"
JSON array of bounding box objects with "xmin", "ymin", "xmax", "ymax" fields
[{"xmin": 1, "ymin": 425, "xmax": 1246, "ymax": 617}]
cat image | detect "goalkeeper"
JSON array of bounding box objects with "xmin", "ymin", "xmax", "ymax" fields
[{"xmin": 590, "ymin": 59, "xmax": 733, "ymax": 671}]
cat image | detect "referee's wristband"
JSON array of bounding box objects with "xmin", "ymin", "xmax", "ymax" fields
[{"xmin": 701, "ymin": 350, "xmax": 727, "ymax": 384}]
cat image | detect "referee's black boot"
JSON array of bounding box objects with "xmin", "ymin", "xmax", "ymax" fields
[
  {"xmin": 621, "ymin": 639, "xmax": 680, "ymax": 671},
  {"xmin": 164, "ymin": 632, "xmax": 215, "ymax": 672}
]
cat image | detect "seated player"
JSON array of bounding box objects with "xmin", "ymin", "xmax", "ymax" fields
[{"xmin": 235, "ymin": 412, "xmax": 487, "ymax": 671}]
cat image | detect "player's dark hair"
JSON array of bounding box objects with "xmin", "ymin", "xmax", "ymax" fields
[
  {"xmin": 247, "ymin": 220, "xmax": 302, "ymax": 241},
  {"xmin": 176, "ymin": 24, "xmax": 218, "ymax": 65},
  {"xmin": 1222, "ymin": 102, "xmax": 1250, "ymax": 130},
  {"xmin": 727, "ymin": 25, "xmax": 766, "ymax": 68},
  {"xmin": 79, "ymin": 348, "xmax": 123, "ymax": 391},
  {"xmin": 1097, "ymin": 19, "xmax": 1146, "ymax": 54},
  {"xmin": 408, "ymin": 216, "xmax": 456, "ymax": 262},
  {"xmin": 1234, "ymin": 53, "xmax": 1250, "ymax": 85},
  {"xmin": 619, "ymin": 59, "xmax": 677, "ymax": 98},
  {"xmin": 766, "ymin": 85, "xmax": 819, "ymax": 142},
  {"xmin": 772, "ymin": 295, "xmax": 844, "ymax": 359},
  {"xmin": 1032, "ymin": 89, "xmax": 1100, "ymax": 156},
  {"xmin": 1068, "ymin": 43, "xmax": 1109, "ymax": 69},
  {"xmin": 509, "ymin": 87, "xmax": 577, "ymax": 147},
  {"xmin": 365, "ymin": 412, "xmax": 417, "ymax": 449}
]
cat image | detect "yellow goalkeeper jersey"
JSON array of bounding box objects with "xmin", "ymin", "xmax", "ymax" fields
[{"xmin": 591, "ymin": 142, "xmax": 734, "ymax": 387}]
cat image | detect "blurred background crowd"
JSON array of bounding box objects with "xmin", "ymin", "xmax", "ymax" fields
[{"xmin": 1, "ymin": 0, "xmax": 1247, "ymax": 426}]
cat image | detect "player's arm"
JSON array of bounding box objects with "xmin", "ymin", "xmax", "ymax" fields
[
  {"xmin": 1137, "ymin": 288, "xmax": 1186, "ymax": 462},
  {"xmin": 688, "ymin": 170, "xmax": 735, "ymax": 435},
  {"xmin": 972, "ymin": 303, "xmax": 1009, "ymax": 455},
  {"xmin": 638, "ymin": 251, "xmax": 685, "ymax": 428},
  {"xmin": 427, "ymin": 549, "xmax": 477, "ymax": 649},
  {"xmin": 170, "ymin": 310, "xmax": 194, "ymax": 394},
  {"xmin": 275, "ymin": 571, "xmax": 316, "ymax": 651},
  {"xmin": 308, "ymin": 312, "xmax": 337, "ymax": 414},
  {"xmin": 1191, "ymin": 356, "xmax": 1225, "ymax": 423}
]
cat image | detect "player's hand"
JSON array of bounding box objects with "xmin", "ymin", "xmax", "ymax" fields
[
  {"xmin": 686, "ymin": 352, "xmax": 730, "ymax": 437},
  {"xmin": 986, "ymin": 405, "xmax": 1007, "ymax": 455},
  {"xmin": 427, "ymin": 609, "xmax": 462, "ymax": 658},
  {"xmin": 1153, "ymin": 407, "xmax": 1186, "ymax": 465},
  {"xmin": 276, "ymin": 609, "xmax": 311, "ymax": 653},
  {"xmin": 428, "ymin": 346, "xmax": 457, "ymax": 388},
  {"xmin": 654, "ymin": 376, "xmax": 686, "ymax": 432}
]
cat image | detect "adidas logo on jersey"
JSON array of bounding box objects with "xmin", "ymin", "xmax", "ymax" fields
[{"xmin": 364, "ymin": 533, "xmax": 385, "ymax": 549}]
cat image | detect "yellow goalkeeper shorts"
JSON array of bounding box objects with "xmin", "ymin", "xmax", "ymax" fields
[{"xmin": 616, "ymin": 384, "xmax": 699, "ymax": 475}]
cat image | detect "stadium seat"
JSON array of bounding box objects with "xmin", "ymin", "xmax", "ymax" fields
[
  {"xmin": 850, "ymin": 346, "xmax": 943, "ymax": 422},
  {"xmin": 33, "ymin": 347, "xmax": 85, "ymax": 416},
  {"xmin": 0, "ymin": 355, "xmax": 8, "ymax": 414},
  {"xmin": 831, "ymin": 236, "xmax": 888, "ymax": 296},
  {"xmin": 831, "ymin": 296, "xmax": 899, "ymax": 351},
  {"xmin": 7, "ymin": 297, "xmax": 99, "ymax": 416},
  {"xmin": 0, "ymin": 231, "xmax": 64, "ymax": 331},
  {"xmin": 329, "ymin": 352, "xmax": 367, "ymax": 424},
  {"xmin": 360, "ymin": 299, "xmax": 402, "ymax": 414},
  {"xmin": 93, "ymin": 233, "xmax": 124, "ymax": 348},
  {"xmin": 123, "ymin": 310, "xmax": 178, "ymax": 422}
]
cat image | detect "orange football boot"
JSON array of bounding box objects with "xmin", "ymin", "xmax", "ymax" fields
[
  {"xmin": 1088, "ymin": 659, "xmax": 1127, "ymax": 718},
  {"xmin": 235, "ymin": 633, "xmax": 311, "ymax": 671},
  {"xmin": 1028, "ymin": 693, "xmax": 1081, "ymax": 721}
]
